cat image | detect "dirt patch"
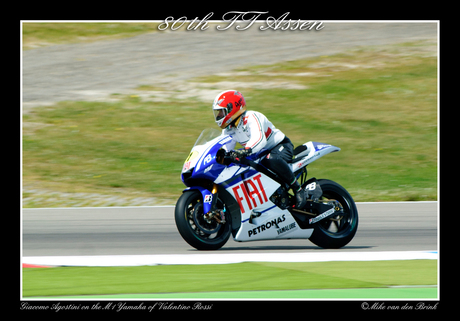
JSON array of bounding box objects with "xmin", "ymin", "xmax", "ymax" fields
[{"xmin": 22, "ymin": 22, "xmax": 437, "ymax": 112}]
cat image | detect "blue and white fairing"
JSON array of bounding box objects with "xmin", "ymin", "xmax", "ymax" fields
[
  {"xmin": 180, "ymin": 128, "xmax": 340, "ymax": 241},
  {"xmin": 288, "ymin": 141, "xmax": 341, "ymax": 172},
  {"xmin": 181, "ymin": 129, "xmax": 232, "ymax": 213},
  {"xmin": 181, "ymin": 128, "xmax": 270, "ymax": 214}
]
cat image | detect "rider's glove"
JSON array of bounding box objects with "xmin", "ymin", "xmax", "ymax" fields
[{"xmin": 231, "ymin": 148, "xmax": 252, "ymax": 161}]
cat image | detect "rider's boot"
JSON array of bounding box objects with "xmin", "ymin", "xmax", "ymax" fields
[{"xmin": 291, "ymin": 179, "xmax": 306, "ymax": 209}]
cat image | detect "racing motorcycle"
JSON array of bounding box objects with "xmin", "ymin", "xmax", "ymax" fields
[{"xmin": 175, "ymin": 128, "xmax": 358, "ymax": 250}]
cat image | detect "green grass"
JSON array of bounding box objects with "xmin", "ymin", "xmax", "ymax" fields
[
  {"xmin": 27, "ymin": 288, "xmax": 438, "ymax": 300},
  {"xmin": 22, "ymin": 260, "xmax": 437, "ymax": 298},
  {"xmin": 22, "ymin": 40, "xmax": 437, "ymax": 206},
  {"xmin": 23, "ymin": 99, "xmax": 201, "ymax": 203}
]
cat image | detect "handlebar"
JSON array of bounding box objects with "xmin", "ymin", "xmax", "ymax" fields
[{"xmin": 217, "ymin": 149, "xmax": 250, "ymax": 166}]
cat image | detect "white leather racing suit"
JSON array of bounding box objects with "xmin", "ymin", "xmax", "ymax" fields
[
  {"xmin": 222, "ymin": 110, "xmax": 285, "ymax": 153},
  {"xmin": 221, "ymin": 109, "xmax": 306, "ymax": 209}
]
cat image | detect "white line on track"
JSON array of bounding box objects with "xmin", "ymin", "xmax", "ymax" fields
[{"xmin": 23, "ymin": 251, "xmax": 438, "ymax": 267}]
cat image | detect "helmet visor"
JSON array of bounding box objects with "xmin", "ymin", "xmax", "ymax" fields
[{"xmin": 213, "ymin": 107, "xmax": 227, "ymax": 121}]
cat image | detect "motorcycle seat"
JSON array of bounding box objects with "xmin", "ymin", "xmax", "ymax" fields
[{"xmin": 288, "ymin": 145, "xmax": 309, "ymax": 163}]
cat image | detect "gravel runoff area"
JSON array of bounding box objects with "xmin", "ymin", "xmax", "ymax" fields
[{"xmin": 23, "ymin": 22, "xmax": 437, "ymax": 110}]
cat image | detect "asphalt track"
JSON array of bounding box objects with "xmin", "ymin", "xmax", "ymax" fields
[{"xmin": 22, "ymin": 202, "xmax": 438, "ymax": 257}]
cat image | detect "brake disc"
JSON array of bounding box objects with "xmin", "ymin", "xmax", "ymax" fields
[{"xmin": 191, "ymin": 202, "xmax": 221, "ymax": 234}]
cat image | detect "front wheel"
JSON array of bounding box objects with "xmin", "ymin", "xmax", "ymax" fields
[
  {"xmin": 309, "ymin": 179, "xmax": 359, "ymax": 249},
  {"xmin": 175, "ymin": 190, "xmax": 231, "ymax": 250}
]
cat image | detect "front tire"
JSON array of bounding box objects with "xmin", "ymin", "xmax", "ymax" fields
[
  {"xmin": 175, "ymin": 190, "xmax": 231, "ymax": 250},
  {"xmin": 309, "ymin": 179, "xmax": 359, "ymax": 249}
]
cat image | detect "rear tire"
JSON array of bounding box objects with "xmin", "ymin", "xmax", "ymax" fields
[
  {"xmin": 175, "ymin": 190, "xmax": 231, "ymax": 250},
  {"xmin": 309, "ymin": 179, "xmax": 359, "ymax": 249}
]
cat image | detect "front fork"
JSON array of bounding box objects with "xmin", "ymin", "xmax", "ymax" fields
[
  {"xmin": 209, "ymin": 183, "xmax": 218, "ymax": 211},
  {"xmin": 204, "ymin": 183, "xmax": 226, "ymax": 224},
  {"xmin": 187, "ymin": 184, "xmax": 226, "ymax": 224}
]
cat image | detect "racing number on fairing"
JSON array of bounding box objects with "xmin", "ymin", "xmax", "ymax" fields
[
  {"xmin": 185, "ymin": 151, "xmax": 197, "ymax": 163},
  {"xmin": 232, "ymin": 174, "xmax": 268, "ymax": 213},
  {"xmin": 306, "ymin": 182, "xmax": 316, "ymax": 190},
  {"xmin": 183, "ymin": 151, "xmax": 198, "ymax": 171}
]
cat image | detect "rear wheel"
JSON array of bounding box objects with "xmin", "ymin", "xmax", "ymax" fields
[
  {"xmin": 309, "ymin": 179, "xmax": 359, "ymax": 249},
  {"xmin": 175, "ymin": 190, "xmax": 231, "ymax": 250}
]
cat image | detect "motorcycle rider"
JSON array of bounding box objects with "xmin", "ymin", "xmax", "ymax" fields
[{"xmin": 212, "ymin": 90, "xmax": 306, "ymax": 209}]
